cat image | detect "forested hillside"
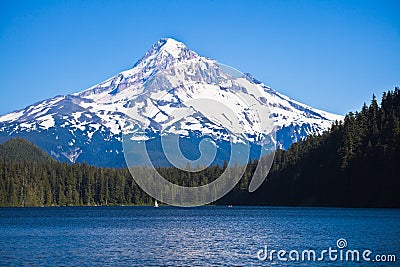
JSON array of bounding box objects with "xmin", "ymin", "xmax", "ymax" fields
[
  {"xmin": 0, "ymin": 138, "xmax": 53, "ymax": 163},
  {"xmin": 222, "ymin": 88, "xmax": 400, "ymax": 207},
  {"xmin": 0, "ymin": 89, "xmax": 399, "ymax": 207}
]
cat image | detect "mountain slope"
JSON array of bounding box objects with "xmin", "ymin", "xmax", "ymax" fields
[
  {"xmin": 0, "ymin": 38, "xmax": 343, "ymax": 167},
  {"xmin": 0, "ymin": 138, "xmax": 53, "ymax": 163}
]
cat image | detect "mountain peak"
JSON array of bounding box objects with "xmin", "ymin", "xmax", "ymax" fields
[
  {"xmin": 154, "ymin": 38, "xmax": 187, "ymax": 55},
  {"xmin": 132, "ymin": 38, "xmax": 199, "ymax": 70}
]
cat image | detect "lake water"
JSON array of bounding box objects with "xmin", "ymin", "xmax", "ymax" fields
[{"xmin": 0, "ymin": 206, "xmax": 399, "ymax": 266}]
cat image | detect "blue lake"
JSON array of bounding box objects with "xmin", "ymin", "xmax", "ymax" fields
[{"xmin": 0, "ymin": 206, "xmax": 399, "ymax": 266}]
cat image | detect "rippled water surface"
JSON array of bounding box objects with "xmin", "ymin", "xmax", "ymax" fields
[{"xmin": 0, "ymin": 206, "xmax": 399, "ymax": 266}]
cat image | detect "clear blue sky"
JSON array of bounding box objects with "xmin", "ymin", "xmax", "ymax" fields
[{"xmin": 0, "ymin": 0, "xmax": 399, "ymax": 116}]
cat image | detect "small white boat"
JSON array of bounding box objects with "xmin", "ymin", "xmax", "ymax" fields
[{"xmin": 154, "ymin": 200, "xmax": 159, "ymax": 208}]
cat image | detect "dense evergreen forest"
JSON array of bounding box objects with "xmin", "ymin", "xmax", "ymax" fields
[
  {"xmin": 221, "ymin": 88, "xmax": 400, "ymax": 207},
  {"xmin": 0, "ymin": 88, "xmax": 399, "ymax": 207},
  {"xmin": 0, "ymin": 139, "xmax": 233, "ymax": 206}
]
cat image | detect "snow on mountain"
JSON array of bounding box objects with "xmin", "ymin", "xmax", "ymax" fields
[{"xmin": 0, "ymin": 38, "xmax": 343, "ymax": 167}]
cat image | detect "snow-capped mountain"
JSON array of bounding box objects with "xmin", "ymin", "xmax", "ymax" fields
[{"xmin": 0, "ymin": 38, "xmax": 343, "ymax": 167}]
